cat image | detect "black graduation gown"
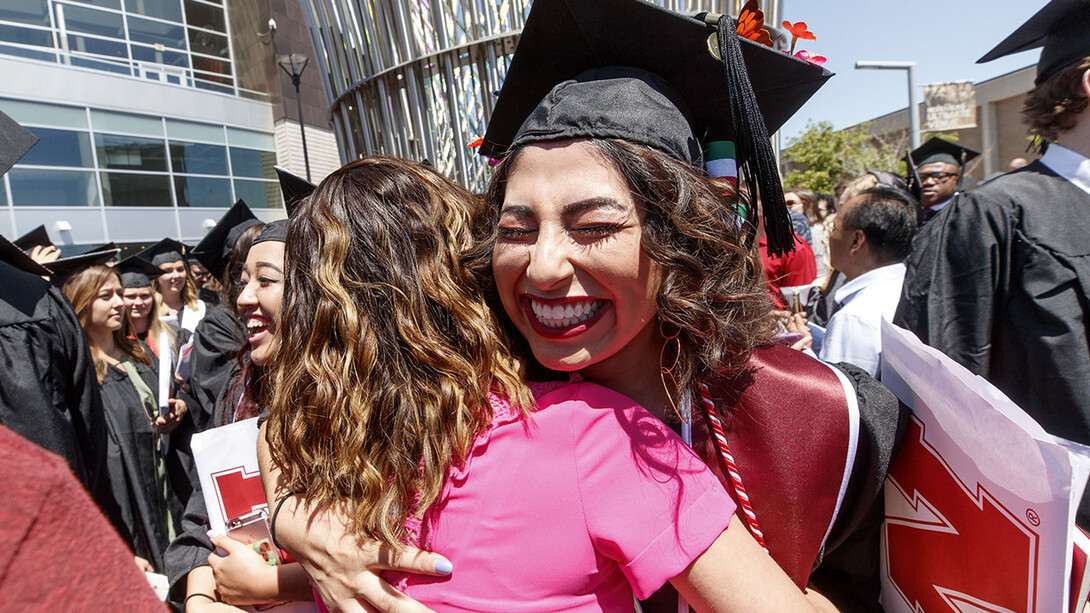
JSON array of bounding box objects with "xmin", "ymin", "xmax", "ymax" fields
[
  {"xmin": 0, "ymin": 261, "xmax": 116, "ymax": 518},
  {"xmin": 895, "ymin": 160, "xmax": 1090, "ymax": 526},
  {"xmin": 187, "ymin": 305, "xmax": 246, "ymax": 431},
  {"xmin": 100, "ymin": 359, "xmax": 186, "ymax": 572}
]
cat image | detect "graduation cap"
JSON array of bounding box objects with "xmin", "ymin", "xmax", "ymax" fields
[
  {"xmin": 0, "ymin": 110, "xmax": 38, "ymax": 178},
  {"xmin": 116, "ymin": 253, "xmax": 165, "ymax": 288},
  {"xmin": 478, "ymin": 0, "xmax": 831, "ymax": 255},
  {"xmin": 275, "ymin": 166, "xmax": 315, "ymax": 215},
  {"xmin": 904, "ymin": 137, "xmax": 981, "ymax": 196},
  {"xmin": 0, "ymin": 234, "xmax": 50, "ymax": 277},
  {"xmin": 189, "ymin": 199, "xmax": 261, "ymax": 280},
  {"xmin": 253, "ymin": 219, "xmax": 288, "ymax": 245},
  {"xmin": 43, "ymin": 247, "xmax": 120, "ymax": 286},
  {"xmin": 13, "ymin": 225, "xmax": 52, "ymax": 252},
  {"xmin": 978, "ymin": 0, "xmax": 1090, "ymax": 84},
  {"xmin": 134, "ymin": 238, "xmax": 187, "ymax": 267}
]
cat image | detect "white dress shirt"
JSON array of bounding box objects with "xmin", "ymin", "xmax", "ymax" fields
[
  {"xmin": 1040, "ymin": 143, "xmax": 1090, "ymax": 196},
  {"xmin": 819, "ymin": 263, "xmax": 906, "ymax": 377}
]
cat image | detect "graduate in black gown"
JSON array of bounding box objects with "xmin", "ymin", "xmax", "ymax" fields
[
  {"xmin": 895, "ymin": 0, "xmax": 1090, "ymax": 527},
  {"xmin": 186, "ymin": 200, "xmax": 262, "ymax": 431},
  {"xmin": 117, "ymin": 254, "xmax": 191, "ymax": 361},
  {"xmin": 903, "ymin": 137, "xmax": 980, "ymax": 225},
  {"xmin": 61, "ymin": 263, "xmax": 191, "ymax": 573}
]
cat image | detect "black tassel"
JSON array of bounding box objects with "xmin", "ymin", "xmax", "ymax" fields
[{"xmin": 715, "ymin": 16, "xmax": 794, "ymax": 257}]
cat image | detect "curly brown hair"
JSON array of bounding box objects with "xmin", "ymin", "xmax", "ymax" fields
[
  {"xmin": 481, "ymin": 139, "xmax": 777, "ymax": 400},
  {"xmin": 265, "ymin": 156, "xmax": 532, "ymax": 548},
  {"xmin": 63, "ymin": 265, "xmax": 153, "ymax": 383},
  {"xmin": 1023, "ymin": 55, "xmax": 1090, "ymax": 150}
]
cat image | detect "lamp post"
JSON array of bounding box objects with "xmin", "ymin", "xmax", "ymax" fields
[
  {"xmin": 278, "ymin": 53, "xmax": 312, "ymax": 182},
  {"xmin": 855, "ymin": 60, "xmax": 921, "ymax": 150}
]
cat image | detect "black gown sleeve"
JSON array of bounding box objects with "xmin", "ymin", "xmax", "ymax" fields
[
  {"xmin": 165, "ymin": 476, "xmax": 214, "ymax": 609},
  {"xmin": 894, "ymin": 192, "xmax": 1012, "ymax": 376},
  {"xmin": 187, "ymin": 306, "xmax": 246, "ymax": 431},
  {"xmin": 809, "ymin": 361, "xmax": 908, "ymax": 613}
]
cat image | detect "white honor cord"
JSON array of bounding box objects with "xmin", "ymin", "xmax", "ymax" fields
[{"xmin": 678, "ymin": 387, "xmax": 693, "ymax": 613}]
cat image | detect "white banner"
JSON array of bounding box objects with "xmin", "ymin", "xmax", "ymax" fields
[
  {"xmin": 879, "ymin": 321, "xmax": 1090, "ymax": 613},
  {"xmin": 923, "ymin": 81, "xmax": 977, "ymax": 132}
]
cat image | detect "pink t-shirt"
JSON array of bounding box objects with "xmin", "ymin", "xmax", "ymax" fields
[{"xmin": 381, "ymin": 381, "xmax": 736, "ymax": 612}]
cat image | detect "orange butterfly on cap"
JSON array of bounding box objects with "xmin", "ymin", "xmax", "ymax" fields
[{"xmin": 736, "ymin": 0, "xmax": 773, "ymax": 47}]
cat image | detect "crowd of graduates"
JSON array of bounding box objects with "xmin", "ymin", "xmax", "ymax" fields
[{"xmin": 0, "ymin": 0, "xmax": 1088, "ymax": 611}]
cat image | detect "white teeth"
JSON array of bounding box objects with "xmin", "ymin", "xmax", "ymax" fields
[{"xmin": 528, "ymin": 299, "xmax": 604, "ymax": 328}]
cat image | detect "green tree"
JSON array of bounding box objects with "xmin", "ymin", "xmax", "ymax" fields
[{"xmin": 781, "ymin": 120, "xmax": 907, "ymax": 193}]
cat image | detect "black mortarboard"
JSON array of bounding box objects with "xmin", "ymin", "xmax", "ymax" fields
[
  {"xmin": 117, "ymin": 253, "xmax": 165, "ymax": 288},
  {"xmin": 253, "ymin": 219, "xmax": 288, "ymax": 245},
  {"xmin": 479, "ymin": 0, "xmax": 831, "ymax": 255},
  {"xmin": 190, "ymin": 199, "xmax": 261, "ymax": 279},
  {"xmin": 0, "ymin": 110, "xmax": 38, "ymax": 178},
  {"xmin": 905, "ymin": 137, "xmax": 981, "ymax": 169},
  {"xmin": 135, "ymin": 238, "xmax": 187, "ymax": 267},
  {"xmin": 275, "ymin": 166, "xmax": 315, "ymax": 215},
  {"xmin": 978, "ymin": 0, "xmax": 1090, "ymax": 84},
  {"xmin": 13, "ymin": 225, "xmax": 52, "ymax": 252},
  {"xmin": 0, "ymin": 234, "xmax": 50, "ymax": 277},
  {"xmin": 44, "ymin": 248, "xmax": 120, "ymax": 286},
  {"xmin": 85, "ymin": 242, "xmax": 118, "ymax": 254}
]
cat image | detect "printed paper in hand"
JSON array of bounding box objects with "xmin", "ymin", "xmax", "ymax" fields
[
  {"xmin": 879, "ymin": 321, "xmax": 1090, "ymax": 613},
  {"xmin": 191, "ymin": 418, "xmax": 316, "ymax": 612},
  {"xmin": 157, "ymin": 330, "xmax": 170, "ymax": 412}
]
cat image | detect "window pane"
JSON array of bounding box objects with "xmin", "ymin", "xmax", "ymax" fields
[
  {"xmin": 69, "ymin": 0, "xmax": 122, "ymax": 9},
  {"xmin": 124, "ymin": 0, "xmax": 182, "ymax": 23},
  {"xmin": 229, "ymin": 147, "xmax": 275, "ymax": 179},
  {"xmin": 165, "ymin": 119, "xmax": 223, "ymax": 143},
  {"xmin": 226, "ymin": 128, "xmax": 274, "ymax": 150},
  {"xmin": 0, "ymin": 43, "xmax": 56, "ymax": 63},
  {"xmin": 193, "ymin": 78, "xmax": 233, "ymax": 95},
  {"xmin": 95, "ymin": 134, "xmax": 167, "ymax": 171},
  {"xmin": 9, "ymin": 169, "xmax": 99, "ymax": 206},
  {"xmin": 233, "ymin": 179, "xmax": 281, "ymax": 209},
  {"xmin": 67, "ymin": 34, "xmax": 128, "ymax": 58},
  {"xmin": 101, "ymin": 172, "xmax": 171, "ymax": 206},
  {"xmin": 1, "ymin": 177, "xmax": 8, "ymax": 206},
  {"xmin": 22, "ymin": 128, "xmax": 94, "ymax": 168},
  {"xmin": 0, "ymin": 23, "xmax": 53, "ymax": 47},
  {"xmin": 127, "ymin": 16, "xmax": 185, "ymax": 49},
  {"xmin": 2, "ymin": 100, "xmax": 87, "ymax": 130},
  {"xmin": 131, "ymin": 44, "xmax": 188, "ymax": 67},
  {"xmin": 90, "ymin": 109, "xmax": 162, "ymax": 136},
  {"xmin": 188, "ymin": 29, "xmax": 227, "ymax": 58},
  {"xmin": 184, "ymin": 0, "xmax": 225, "ymax": 33},
  {"xmin": 61, "ymin": 4, "xmax": 124, "ymax": 38},
  {"xmin": 169, "ymin": 141, "xmax": 227, "ymax": 175},
  {"xmin": 0, "ymin": 1, "xmax": 50, "ymax": 26},
  {"xmin": 174, "ymin": 175, "xmax": 230, "ymax": 206}
]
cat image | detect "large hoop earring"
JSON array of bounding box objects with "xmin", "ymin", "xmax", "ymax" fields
[{"xmin": 659, "ymin": 320, "xmax": 686, "ymax": 424}]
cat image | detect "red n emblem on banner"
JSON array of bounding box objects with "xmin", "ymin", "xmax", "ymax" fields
[
  {"xmin": 212, "ymin": 466, "xmax": 267, "ymax": 522},
  {"xmin": 884, "ymin": 416, "xmax": 1040, "ymax": 612}
]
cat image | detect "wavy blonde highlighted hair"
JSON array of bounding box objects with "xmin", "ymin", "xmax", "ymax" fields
[{"xmin": 265, "ymin": 156, "xmax": 531, "ymax": 548}]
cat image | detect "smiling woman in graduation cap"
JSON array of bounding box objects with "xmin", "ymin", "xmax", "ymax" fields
[
  {"xmin": 263, "ymin": 0, "xmax": 901, "ymax": 611},
  {"xmin": 137, "ymin": 238, "xmax": 207, "ymax": 333}
]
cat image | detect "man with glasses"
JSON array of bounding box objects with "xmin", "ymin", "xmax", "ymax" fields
[{"xmin": 903, "ymin": 137, "xmax": 980, "ymax": 224}]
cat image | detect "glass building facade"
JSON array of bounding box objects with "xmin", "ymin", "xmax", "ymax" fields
[
  {"xmin": 2, "ymin": 98, "xmax": 280, "ymax": 210},
  {"xmin": 0, "ymin": 0, "xmax": 250, "ymax": 96},
  {"xmin": 299, "ymin": 0, "xmax": 746, "ymax": 190}
]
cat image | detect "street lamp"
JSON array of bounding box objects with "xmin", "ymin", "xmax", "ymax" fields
[
  {"xmin": 278, "ymin": 53, "xmax": 312, "ymax": 182},
  {"xmin": 855, "ymin": 60, "xmax": 921, "ymax": 150}
]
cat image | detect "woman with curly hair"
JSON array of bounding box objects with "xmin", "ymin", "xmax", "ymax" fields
[{"xmin": 63, "ymin": 264, "xmax": 189, "ymax": 574}]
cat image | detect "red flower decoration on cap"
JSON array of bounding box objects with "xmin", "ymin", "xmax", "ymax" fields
[
  {"xmin": 467, "ymin": 137, "xmax": 483, "ymax": 148},
  {"xmin": 793, "ymin": 50, "xmax": 827, "ymax": 66},
  {"xmin": 782, "ymin": 20, "xmax": 816, "ymax": 54},
  {"xmin": 736, "ymin": 0, "xmax": 773, "ymax": 47}
]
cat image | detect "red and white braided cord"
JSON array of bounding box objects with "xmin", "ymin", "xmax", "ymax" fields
[{"xmin": 699, "ymin": 383, "xmax": 769, "ymax": 553}]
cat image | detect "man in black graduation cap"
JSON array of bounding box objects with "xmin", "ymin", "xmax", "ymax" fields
[
  {"xmin": 904, "ymin": 136, "xmax": 980, "ymax": 224},
  {"xmin": 896, "ymin": 0, "xmax": 1090, "ymax": 529},
  {"xmin": 0, "ymin": 110, "xmax": 120, "ymax": 520}
]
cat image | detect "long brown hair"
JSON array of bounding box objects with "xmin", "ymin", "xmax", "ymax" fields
[
  {"xmin": 266, "ymin": 156, "xmax": 531, "ymax": 548},
  {"xmin": 64, "ymin": 265, "xmax": 153, "ymax": 383},
  {"xmin": 483, "ymin": 139, "xmax": 777, "ymax": 398}
]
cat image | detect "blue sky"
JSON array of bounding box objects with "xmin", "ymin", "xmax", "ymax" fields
[{"xmin": 777, "ymin": 0, "xmax": 1045, "ymax": 144}]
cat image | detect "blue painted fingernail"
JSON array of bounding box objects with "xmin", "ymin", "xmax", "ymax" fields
[{"xmin": 434, "ymin": 559, "xmax": 453, "ymax": 575}]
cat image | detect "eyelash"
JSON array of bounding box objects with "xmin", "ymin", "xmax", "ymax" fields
[{"xmin": 497, "ymin": 224, "xmax": 623, "ymax": 238}]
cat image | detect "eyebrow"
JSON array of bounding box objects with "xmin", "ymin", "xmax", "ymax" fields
[
  {"xmin": 500, "ymin": 197, "xmax": 627, "ymax": 218},
  {"xmin": 255, "ymin": 262, "xmax": 283, "ymax": 274}
]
